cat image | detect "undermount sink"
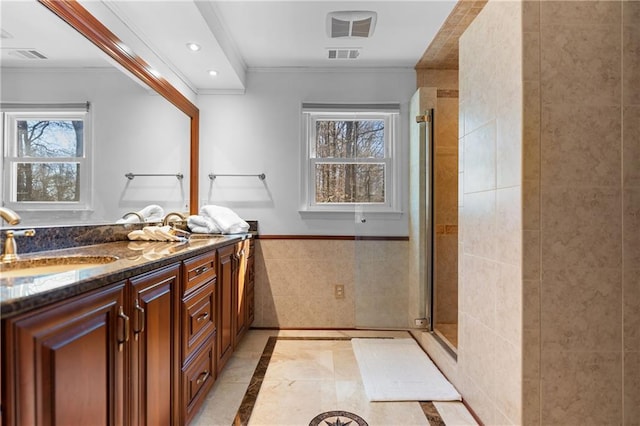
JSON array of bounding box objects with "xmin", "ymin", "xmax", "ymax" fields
[{"xmin": 0, "ymin": 255, "xmax": 119, "ymax": 278}]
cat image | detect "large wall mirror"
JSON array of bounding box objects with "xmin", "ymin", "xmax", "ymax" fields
[{"xmin": 1, "ymin": 0, "xmax": 199, "ymax": 227}]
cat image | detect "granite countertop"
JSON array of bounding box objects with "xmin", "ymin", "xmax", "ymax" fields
[{"xmin": 0, "ymin": 234, "xmax": 250, "ymax": 318}]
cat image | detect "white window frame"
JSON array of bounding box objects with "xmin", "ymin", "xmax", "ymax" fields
[
  {"xmin": 300, "ymin": 104, "xmax": 401, "ymax": 214},
  {"xmin": 2, "ymin": 107, "xmax": 92, "ymax": 211}
]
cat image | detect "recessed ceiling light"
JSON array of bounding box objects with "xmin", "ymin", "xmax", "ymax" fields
[
  {"xmin": 186, "ymin": 42, "xmax": 201, "ymax": 52},
  {"xmin": 208, "ymin": 70, "xmax": 218, "ymax": 77}
]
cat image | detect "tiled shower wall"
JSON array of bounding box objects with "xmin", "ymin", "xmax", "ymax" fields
[
  {"xmin": 457, "ymin": 0, "xmax": 524, "ymax": 423},
  {"xmin": 523, "ymin": 1, "xmax": 640, "ymax": 424},
  {"xmin": 418, "ymin": 1, "xmax": 637, "ymax": 424},
  {"xmin": 253, "ymin": 239, "xmax": 410, "ymax": 329}
]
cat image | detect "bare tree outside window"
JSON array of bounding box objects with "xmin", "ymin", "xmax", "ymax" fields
[
  {"xmin": 314, "ymin": 119, "xmax": 385, "ymax": 203},
  {"xmin": 14, "ymin": 119, "xmax": 83, "ymax": 202}
]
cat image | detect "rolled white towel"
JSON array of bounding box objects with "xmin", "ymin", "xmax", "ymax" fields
[
  {"xmin": 139, "ymin": 204, "xmax": 165, "ymax": 220},
  {"xmin": 187, "ymin": 215, "xmax": 221, "ymax": 234},
  {"xmin": 199, "ymin": 205, "xmax": 249, "ymax": 234}
]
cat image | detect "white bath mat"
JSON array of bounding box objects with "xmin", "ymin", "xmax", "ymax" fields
[{"xmin": 351, "ymin": 338, "xmax": 461, "ymax": 402}]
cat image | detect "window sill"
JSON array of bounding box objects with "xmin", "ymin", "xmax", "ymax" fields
[{"xmin": 298, "ymin": 210, "xmax": 404, "ymax": 220}]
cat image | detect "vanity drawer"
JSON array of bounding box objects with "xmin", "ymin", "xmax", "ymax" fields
[
  {"xmin": 183, "ymin": 251, "xmax": 217, "ymax": 296},
  {"xmin": 182, "ymin": 282, "xmax": 216, "ymax": 362},
  {"xmin": 182, "ymin": 338, "xmax": 215, "ymax": 423}
]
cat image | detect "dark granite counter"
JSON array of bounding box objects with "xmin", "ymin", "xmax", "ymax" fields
[{"xmin": 0, "ymin": 234, "xmax": 249, "ymax": 318}]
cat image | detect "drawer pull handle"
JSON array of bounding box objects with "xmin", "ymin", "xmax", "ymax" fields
[
  {"xmin": 133, "ymin": 299, "xmax": 145, "ymax": 340},
  {"xmin": 196, "ymin": 312, "xmax": 209, "ymax": 323},
  {"xmin": 194, "ymin": 266, "xmax": 208, "ymax": 276},
  {"xmin": 117, "ymin": 306, "xmax": 130, "ymax": 351},
  {"xmin": 196, "ymin": 370, "xmax": 209, "ymax": 385}
]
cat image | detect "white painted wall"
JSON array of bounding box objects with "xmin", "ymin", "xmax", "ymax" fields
[
  {"xmin": 1, "ymin": 68, "xmax": 190, "ymax": 225},
  {"xmin": 197, "ymin": 69, "xmax": 416, "ymax": 236}
]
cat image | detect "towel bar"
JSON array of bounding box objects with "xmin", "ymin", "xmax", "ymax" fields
[
  {"xmin": 208, "ymin": 173, "xmax": 266, "ymax": 180},
  {"xmin": 125, "ymin": 173, "xmax": 183, "ymax": 180}
]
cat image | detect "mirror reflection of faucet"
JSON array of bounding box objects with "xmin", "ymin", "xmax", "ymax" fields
[{"xmin": 117, "ymin": 205, "xmax": 165, "ymax": 224}]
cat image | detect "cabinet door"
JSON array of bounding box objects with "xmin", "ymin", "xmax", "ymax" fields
[
  {"xmin": 129, "ymin": 264, "xmax": 179, "ymax": 426},
  {"xmin": 4, "ymin": 283, "xmax": 126, "ymax": 426},
  {"xmin": 234, "ymin": 239, "xmax": 249, "ymax": 346},
  {"xmin": 217, "ymin": 245, "xmax": 235, "ymax": 373}
]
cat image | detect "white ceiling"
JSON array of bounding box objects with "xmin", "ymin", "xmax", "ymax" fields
[
  {"xmin": 0, "ymin": 0, "xmax": 457, "ymax": 93},
  {"xmin": 0, "ymin": 1, "xmax": 112, "ymax": 68}
]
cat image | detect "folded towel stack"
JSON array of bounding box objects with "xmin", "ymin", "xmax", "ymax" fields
[
  {"xmin": 187, "ymin": 215, "xmax": 220, "ymax": 234},
  {"xmin": 187, "ymin": 205, "xmax": 249, "ymax": 234},
  {"xmin": 127, "ymin": 225, "xmax": 186, "ymax": 242},
  {"xmin": 117, "ymin": 204, "xmax": 165, "ymax": 224}
]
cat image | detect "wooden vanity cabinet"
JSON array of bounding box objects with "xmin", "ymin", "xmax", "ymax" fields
[
  {"xmin": 180, "ymin": 251, "xmax": 217, "ymax": 424},
  {"xmin": 1, "ymin": 239, "xmax": 255, "ymax": 426},
  {"xmin": 216, "ymin": 244, "xmax": 235, "ymax": 373},
  {"xmin": 128, "ymin": 264, "xmax": 181, "ymax": 426},
  {"xmin": 234, "ymin": 238, "xmax": 255, "ymax": 347},
  {"xmin": 3, "ymin": 282, "xmax": 127, "ymax": 426},
  {"xmin": 2, "ymin": 264, "xmax": 180, "ymax": 426}
]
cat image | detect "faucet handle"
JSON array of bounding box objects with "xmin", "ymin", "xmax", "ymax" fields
[
  {"xmin": 2, "ymin": 229, "xmax": 35, "ymax": 263},
  {"xmin": 10, "ymin": 229, "xmax": 36, "ymax": 238}
]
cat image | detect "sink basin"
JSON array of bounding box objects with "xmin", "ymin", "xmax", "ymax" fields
[{"xmin": 0, "ymin": 255, "xmax": 119, "ymax": 278}]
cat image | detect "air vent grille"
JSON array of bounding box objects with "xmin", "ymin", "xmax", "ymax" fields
[
  {"xmin": 8, "ymin": 49, "xmax": 47, "ymax": 60},
  {"xmin": 327, "ymin": 11, "xmax": 377, "ymax": 39},
  {"xmin": 327, "ymin": 48, "xmax": 360, "ymax": 60}
]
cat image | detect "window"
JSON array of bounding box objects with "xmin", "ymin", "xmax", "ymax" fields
[
  {"xmin": 2, "ymin": 105, "xmax": 91, "ymax": 211},
  {"xmin": 301, "ymin": 104, "xmax": 401, "ymax": 213}
]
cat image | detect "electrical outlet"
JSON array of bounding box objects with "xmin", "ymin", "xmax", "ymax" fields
[{"xmin": 334, "ymin": 284, "xmax": 345, "ymax": 299}]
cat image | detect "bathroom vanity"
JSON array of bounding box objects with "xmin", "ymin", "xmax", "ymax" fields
[{"xmin": 0, "ymin": 234, "xmax": 255, "ymax": 425}]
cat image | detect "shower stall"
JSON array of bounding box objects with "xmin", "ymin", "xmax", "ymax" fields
[{"xmin": 409, "ymin": 87, "xmax": 458, "ymax": 353}]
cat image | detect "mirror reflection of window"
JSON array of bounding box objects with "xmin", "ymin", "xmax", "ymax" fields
[{"xmin": 3, "ymin": 106, "xmax": 91, "ymax": 210}]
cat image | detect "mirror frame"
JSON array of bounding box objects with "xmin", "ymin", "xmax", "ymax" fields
[{"xmin": 39, "ymin": 0, "xmax": 199, "ymax": 216}]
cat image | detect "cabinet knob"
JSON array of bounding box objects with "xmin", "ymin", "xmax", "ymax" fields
[{"xmin": 196, "ymin": 312, "xmax": 209, "ymax": 323}]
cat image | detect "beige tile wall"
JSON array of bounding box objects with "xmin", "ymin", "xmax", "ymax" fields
[
  {"xmin": 419, "ymin": 2, "xmax": 636, "ymax": 424},
  {"xmin": 253, "ymin": 239, "xmax": 410, "ymax": 329},
  {"xmin": 623, "ymin": 3, "xmax": 640, "ymax": 424},
  {"xmin": 523, "ymin": 1, "xmax": 634, "ymax": 423},
  {"xmin": 457, "ymin": 1, "xmax": 524, "ymax": 423}
]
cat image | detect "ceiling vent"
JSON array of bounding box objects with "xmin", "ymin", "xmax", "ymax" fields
[
  {"xmin": 327, "ymin": 48, "xmax": 360, "ymax": 60},
  {"xmin": 7, "ymin": 49, "xmax": 48, "ymax": 60},
  {"xmin": 326, "ymin": 11, "xmax": 377, "ymax": 38}
]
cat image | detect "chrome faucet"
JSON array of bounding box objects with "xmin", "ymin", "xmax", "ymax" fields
[
  {"xmin": 0, "ymin": 207, "xmax": 36, "ymax": 263},
  {"xmin": 163, "ymin": 212, "xmax": 186, "ymax": 227}
]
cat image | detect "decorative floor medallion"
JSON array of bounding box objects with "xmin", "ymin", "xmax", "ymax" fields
[{"xmin": 309, "ymin": 410, "xmax": 369, "ymax": 426}]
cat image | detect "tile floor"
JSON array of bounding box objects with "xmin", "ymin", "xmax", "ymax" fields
[{"xmin": 191, "ymin": 329, "xmax": 477, "ymax": 426}]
